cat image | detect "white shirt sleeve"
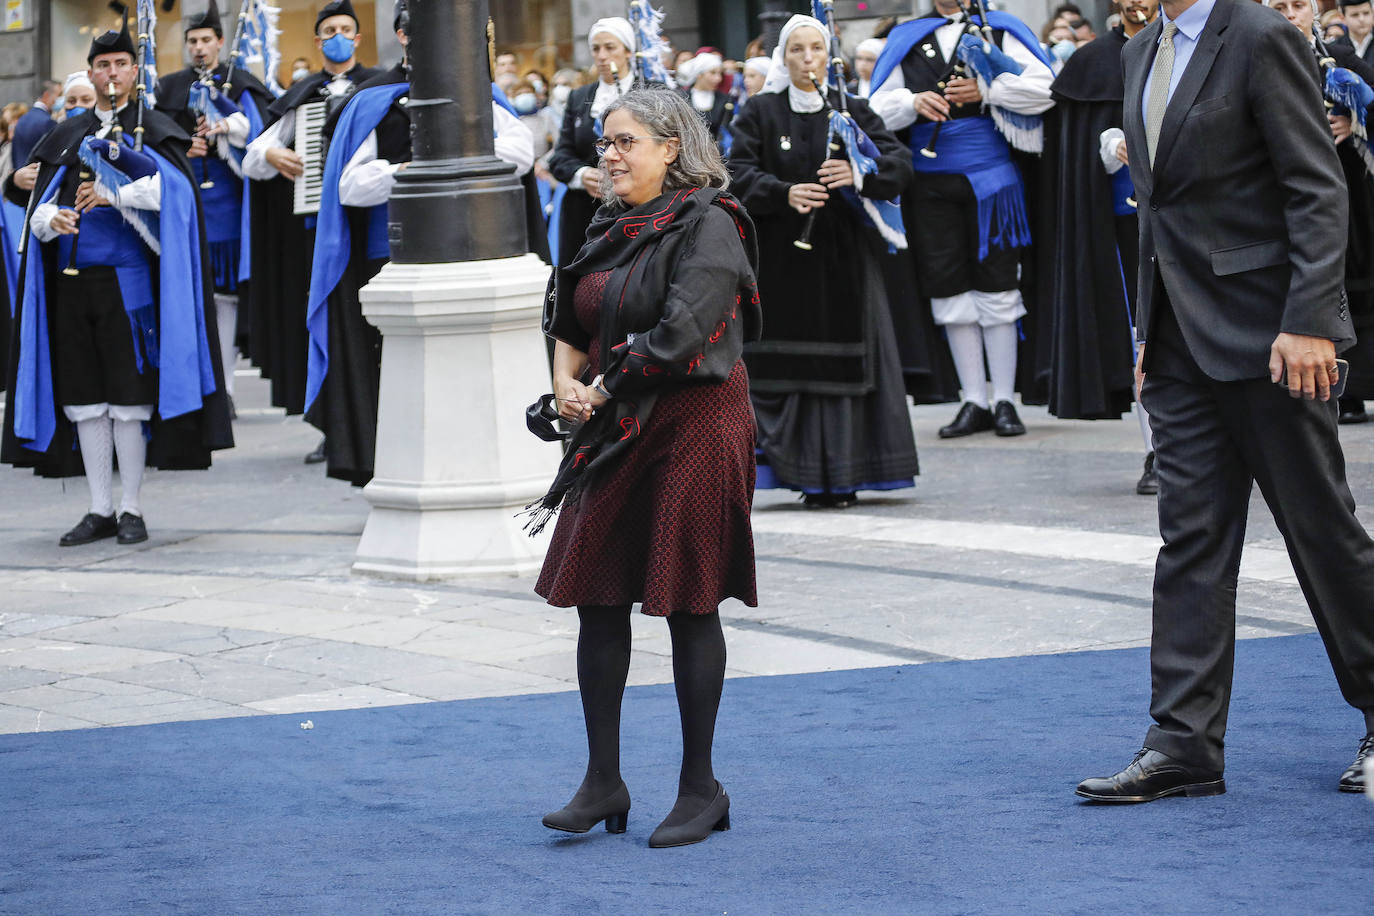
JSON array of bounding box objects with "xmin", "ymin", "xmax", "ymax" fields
[
  {"xmin": 32, "ymin": 202, "xmax": 60, "ymax": 242},
  {"xmin": 112, "ymin": 173, "xmax": 161, "ymax": 210},
  {"xmin": 224, "ymin": 111, "xmax": 251, "ymax": 149},
  {"xmin": 1099, "ymin": 127, "xmax": 1126, "ymax": 175},
  {"xmin": 571, "ymin": 165, "xmax": 598, "ymax": 193},
  {"xmin": 243, "ymin": 110, "xmax": 294, "ymax": 180},
  {"xmin": 984, "ymin": 35, "xmax": 1056, "ymax": 116},
  {"xmin": 493, "ymin": 104, "xmax": 535, "ymax": 178},
  {"xmin": 869, "ymin": 65, "xmax": 918, "ymax": 132},
  {"xmin": 338, "ymin": 131, "xmax": 398, "ymax": 208}
]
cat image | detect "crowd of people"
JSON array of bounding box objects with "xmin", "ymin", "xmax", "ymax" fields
[{"xmin": 2, "ymin": 0, "xmax": 1373, "ymax": 846}]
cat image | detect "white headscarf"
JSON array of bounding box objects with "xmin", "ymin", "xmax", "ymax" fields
[
  {"xmin": 587, "ymin": 17, "xmax": 635, "ymax": 57},
  {"xmin": 855, "ymin": 38, "xmax": 886, "ymax": 60},
  {"xmin": 678, "ymin": 51, "xmax": 723, "ymax": 88},
  {"xmin": 761, "ymin": 15, "xmax": 830, "ymax": 95},
  {"xmin": 743, "ymin": 56, "xmax": 772, "ymax": 78},
  {"xmin": 63, "ymin": 71, "xmax": 95, "ymax": 95}
]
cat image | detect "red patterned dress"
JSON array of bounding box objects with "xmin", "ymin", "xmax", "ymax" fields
[{"xmin": 534, "ymin": 269, "xmax": 758, "ymax": 616}]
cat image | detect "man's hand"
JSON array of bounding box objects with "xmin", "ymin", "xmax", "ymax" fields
[
  {"xmin": 1135, "ymin": 343, "xmax": 1146, "ymax": 402},
  {"xmin": 816, "ymin": 158, "xmax": 853, "ymax": 190},
  {"xmin": 188, "ymin": 135, "xmax": 210, "ymax": 158},
  {"xmin": 1116, "ymin": 140, "xmax": 1130, "ymax": 166},
  {"xmin": 1269, "ymin": 331, "xmax": 1340, "ymax": 401},
  {"xmin": 12, "ymin": 162, "xmax": 39, "ymax": 191},
  {"xmin": 265, "ymin": 146, "xmax": 305, "ymax": 180},
  {"xmin": 944, "ymin": 76, "xmax": 982, "ymax": 107},
  {"xmin": 1330, "ymin": 113, "xmax": 1354, "ymax": 145},
  {"xmin": 788, "ymin": 182, "xmax": 829, "ymax": 214},
  {"xmin": 73, "ymin": 181, "xmax": 112, "ymax": 213},
  {"xmin": 913, "ymin": 90, "xmax": 951, "ymax": 122},
  {"xmin": 48, "ymin": 209, "xmax": 80, "ymax": 235}
]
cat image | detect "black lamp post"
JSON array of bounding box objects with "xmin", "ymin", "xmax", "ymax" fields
[{"xmin": 388, "ymin": 0, "xmax": 527, "ymax": 264}]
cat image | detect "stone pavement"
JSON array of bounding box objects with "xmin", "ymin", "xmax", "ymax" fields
[{"xmin": 2, "ymin": 365, "xmax": 1369, "ymax": 735}]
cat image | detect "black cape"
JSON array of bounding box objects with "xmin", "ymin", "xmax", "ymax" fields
[
  {"xmin": 1, "ymin": 107, "xmax": 234, "ymax": 477},
  {"xmin": 546, "ymin": 81, "xmax": 606, "ymax": 268},
  {"xmin": 1036, "ymin": 27, "xmax": 1138, "ymax": 420},
  {"xmin": 250, "ymin": 63, "xmax": 380, "ymax": 415}
]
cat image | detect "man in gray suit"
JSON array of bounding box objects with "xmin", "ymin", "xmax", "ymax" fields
[{"xmin": 1076, "ymin": 0, "xmax": 1374, "ymax": 802}]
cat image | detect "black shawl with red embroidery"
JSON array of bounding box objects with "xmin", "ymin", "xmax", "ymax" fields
[{"xmin": 528, "ymin": 186, "xmax": 761, "ymax": 533}]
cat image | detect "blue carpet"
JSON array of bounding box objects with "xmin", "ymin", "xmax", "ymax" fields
[{"xmin": 2, "ymin": 633, "xmax": 1371, "ymax": 914}]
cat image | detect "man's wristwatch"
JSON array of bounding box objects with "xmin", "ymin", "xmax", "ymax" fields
[{"xmin": 591, "ymin": 374, "xmax": 612, "ymax": 399}]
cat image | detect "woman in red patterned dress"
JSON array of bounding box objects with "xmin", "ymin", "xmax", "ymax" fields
[{"xmin": 531, "ymin": 87, "xmax": 762, "ymax": 848}]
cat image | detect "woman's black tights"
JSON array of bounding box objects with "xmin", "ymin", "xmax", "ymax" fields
[{"xmin": 572, "ymin": 606, "xmax": 726, "ymax": 815}]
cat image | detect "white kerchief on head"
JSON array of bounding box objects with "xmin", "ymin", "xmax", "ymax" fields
[
  {"xmin": 587, "ymin": 17, "xmax": 636, "ymax": 57},
  {"xmin": 64, "ymin": 71, "xmax": 95, "ymax": 95},
  {"xmin": 744, "ymin": 56, "xmax": 772, "ymax": 77},
  {"xmin": 761, "ymin": 15, "xmax": 830, "ymax": 95},
  {"xmin": 683, "ymin": 51, "xmax": 723, "ymax": 87},
  {"xmin": 856, "ymin": 38, "xmax": 886, "ymax": 59}
]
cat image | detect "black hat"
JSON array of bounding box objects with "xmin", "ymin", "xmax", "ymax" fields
[
  {"xmin": 315, "ymin": 0, "xmax": 360, "ymax": 33},
  {"xmin": 88, "ymin": 2, "xmax": 136, "ymax": 64},
  {"xmin": 392, "ymin": 0, "xmax": 408, "ymax": 34},
  {"xmin": 185, "ymin": 0, "xmax": 223, "ymax": 38}
]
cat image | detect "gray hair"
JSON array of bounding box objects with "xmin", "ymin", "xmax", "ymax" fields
[{"xmin": 597, "ymin": 86, "xmax": 730, "ymax": 207}]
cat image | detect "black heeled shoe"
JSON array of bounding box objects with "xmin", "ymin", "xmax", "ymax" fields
[
  {"xmin": 648, "ymin": 781, "xmax": 731, "ymax": 848},
  {"xmin": 542, "ymin": 781, "xmax": 631, "ymax": 834}
]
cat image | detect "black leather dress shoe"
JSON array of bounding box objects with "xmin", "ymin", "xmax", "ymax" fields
[
  {"xmin": 1338, "ymin": 399, "xmax": 1368, "ymax": 425},
  {"xmin": 648, "ymin": 781, "xmax": 730, "ymax": 848},
  {"xmin": 1338, "ymin": 732, "xmax": 1373, "ymax": 793},
  {"xmin": 993, "ymin": 400, "xmax": 1026, "ymax": 437},
  {"xmin": 117, "ymin": 512, "xmax": 148, "ymax": 545},
  {"xmin": 59, "ymin": 513, "xmax": 118, "ymax": 547},
  {"xmin": 304, "ymin": 436, "xmax": 327, "ymax": 464},
  {"xmin": 938, "ymin": 402, "xmax": 995, "ymax": 439},
  {"xmin": 1076, "ymin": 748, "xmax": 1225, "ymax": 803},
  {"xmin": 542, "ymin": 781, "xmax": 631, "ymax": 834},
  {"xmin": 1136, "ymin": 451, "xmax": 1159, "ymax": 496}
]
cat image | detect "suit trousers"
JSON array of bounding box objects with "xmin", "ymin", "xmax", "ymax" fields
[{"xmin": 1142, "ymin": 300, "xmax": 1374, "ymax": 771}]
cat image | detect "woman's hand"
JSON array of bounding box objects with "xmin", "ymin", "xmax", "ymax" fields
[
  {"xmin": 12, "ymin": 162, "xmax": 39, "ymax": 191},
  {"xmin": 788, "ymin": 182, "xmax": 829, "ymax": 214},
  {"xmin": 581, "ymin": 169, "xmax": 602, "ymax": 196},
  {"xmin": 817, "ymin": 158, "xmax": 852, "ymax": 190},
  {"xmin": 554, "ymin": 374, "xmax": 595, "ymax": 423},
  {"xmin": 1330, "ymin": 113, "xmax": 1354, "ymax": 145}
]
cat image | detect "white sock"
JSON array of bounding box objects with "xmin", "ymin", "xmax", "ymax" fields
[
  {"xmin": 215, "ymin": 293, "xmax": 239, "ymax": 398},
  {"xmin": 1136, "ymin": 401, "xmax": 1154, "ymax": 452},
  {"xmin": 945, "ymin": 322, "xmax": 989, "ymax": 408},
  {"xmin": 982, "ymin": 321, "xmax": 1019, "ymax": 406},
  {"xmin": 112, "ymin": 419, "xmax": 147, "ymax": 517},
  {"xmin": 76, "ymin": 417, "xmax": 115, "ymax": 517}
]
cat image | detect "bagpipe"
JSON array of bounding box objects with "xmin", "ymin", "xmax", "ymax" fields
[
  {"xmin": 920, "ymin": 0, "xmax": 990, "ymax": 160},
  {"xmin": 188, "ymin": 78, "xmax": 249, "ymax": 187},
  {"xmin": 795, "ymin": 0, "xmax": 907, "ymax": 253},
  {"xmin": 628, "ymin": 1, "xmax": 673, "ymax": 87},
  {"xmin": 227, "ymin": 0, "xmax": 285, "ymax": 99},
  {"xmin": 1314, "ymin": 26, "xmax": 1374, "ymax": 175}
]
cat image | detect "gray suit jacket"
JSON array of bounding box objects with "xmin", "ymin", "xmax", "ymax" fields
[{"xmin": 1122, "ymin": 0, "xmax": 1352, "ymax": 380}]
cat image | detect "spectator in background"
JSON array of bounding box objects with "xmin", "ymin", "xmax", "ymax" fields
[
  {"xmin": 511, "ymin": 80, "xmax": 551, "ymax": 160},
  {"xmin": 289, "ymin": 56, "xmax": 311, "ymax": 85},
  {"xmin": 0, "ymin": 104, "xmax": 23, "ymax": 184},
  {"xmin": 495, "ymin": 52, "xmax": 519, "ymax": 78},
  {"xmin": 1070, "ymin": 17, "xmax": 1096, "ymax": 44},
  {"xmin": 58, "ymin": 71, "xmax": 97, "ymax": 121},
  {"xmin": 853, "ymin": 38, "xmax": 884, "ymax": 97},
  {"xmin": 8, "ymin": 80, "xmax": 60, "ymax": 169},
  {"xmin": 523, "ymin": 69, "xmax": 549, "ymax": 104},
  {"xmin": 1322, "ymin": 9, "xmax": 1349, "ymax": 43}
]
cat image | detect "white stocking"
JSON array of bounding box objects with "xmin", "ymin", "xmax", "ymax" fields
[
  {"xmin": 982, "ymin": 321, "xmax": 1019, "ymax": 406},
  {"xmin": 76, "ymin": 416, "xmax": 115, "ymax": 517},
  {"xmin": 215, "ymin": 293, "xmax": 239, "ymax": 398},
  {"xmin": 112, "ymin": 419, "xmax": 147, "ymax": 517},
  {"xmin": 944, "ymin": 322, "xmax": 988, "ymax": 408}
]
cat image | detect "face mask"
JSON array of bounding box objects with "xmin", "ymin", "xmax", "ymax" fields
[
  {"xmin": 291, "ymin": 67, "xmax": 310, "ymax": 81},
  {"xmin": 321, "ymin": 33, "xmax": 356, "ymax": 64},
  {"xmin": 1052, "ymin": 40, "xmax": 1076, "ymax": 63},
  {"xmin": 65, "ymin": 106, "xmax": 88, "ymax": 118},
  {"xmin": 528, "ymin": 78, "xmax": 545, "ymax": 94},
  {"xmin": 513, "ymin": 92, "xmax": 538, "ymax": 115},
  {"xmin": 551, "ymin": 85, "xmax": 571, "ymax": 106}
]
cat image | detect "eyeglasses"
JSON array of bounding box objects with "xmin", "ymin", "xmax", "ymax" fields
[{"xmin": 594, "ymin": 133, "xmax": 669, "ymax": 156}]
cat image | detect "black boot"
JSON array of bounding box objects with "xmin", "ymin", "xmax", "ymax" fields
[
  {"xmin": 1338, "ymin": 398, "xmax": 1368, "ymax": 425},
  {"xmin": 304, "ymin": 436, "xmax": 327, "ymax": 464},
  {"xmin": 1136, "ymin": 451, "xmax": 1159, "ymax": 495},
  {"xmin": 1338, "ymin": 732, "xmax": 1373, "ymax": 793},
  {"xmin": 938, "ymin": 402, "xmax": 994, "ymax": 439}
]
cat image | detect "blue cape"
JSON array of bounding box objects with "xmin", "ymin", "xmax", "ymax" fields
[
  {"xmin": 870, "ymin": 12, "xmax": 1054, "ymax": 96},
  {"xmin": 12, "ymin": 149, "xmax": 217, "ymax": 453},
  {"xmin": 1, "ymin": 197, "xmax": 22, "ymax": 309},
  {"xmin": 237, "ymin": 87, "xmax": 266, "ymax": 285},
  {"xmin": 304, "ymin": 81, "xmax": 410, "ymax": 413}
]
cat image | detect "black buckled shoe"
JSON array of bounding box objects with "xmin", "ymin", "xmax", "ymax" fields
[
  {"xmin": 648, "ymin": 781, "xmax": 731, "ymax": 848},
  {"xmin": 116, "ymin": 512, "xmax": 148, "ymax": 545},
  {"xmin": 1076, "ymin": 748, "xmax": 1225, "ymax": 803},
  {"xmin": 993, "ymin": 400, "xmax": 1026, "ymax": 437},
  {"xmin": 1136, "ymin": 451, "xmax": 1159, "ymax": 496},
  {"xmin": 59, "ymin": 512, "xmax": 118, "ymax": 547},
  {"xmin": 542, "ymin": 781, "xmax": 631, "ymax": 834},
  {"xmin": 938, "ymin": 402, "xmax": 995, "ymax": 439},
  {"xmin": 1338, "ymin": 732, "xmax": 1373, "ymax": 793}
]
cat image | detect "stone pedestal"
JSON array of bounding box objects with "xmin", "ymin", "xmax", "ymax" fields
[{"xmin": 353, "ymin": 254, "xmax": 560, "ymax": 580}]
